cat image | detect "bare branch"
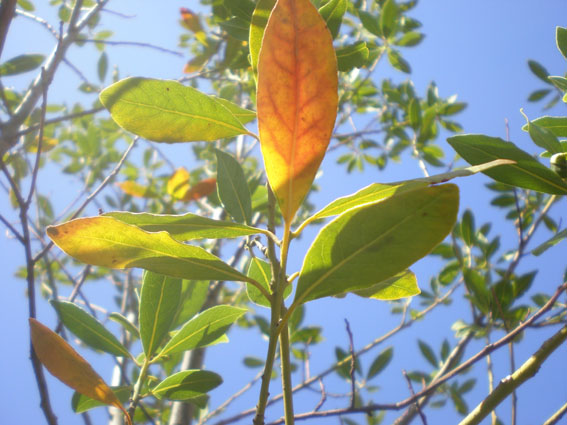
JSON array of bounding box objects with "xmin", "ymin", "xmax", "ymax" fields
[{"xmin": 79, "ymin": 38, "xmax": 183, "ymax": 57}]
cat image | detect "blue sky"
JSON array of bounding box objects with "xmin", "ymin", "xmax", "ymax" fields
[{"xmin": 1, "ymin": 1, "xmax": 566, "ymax": 424}]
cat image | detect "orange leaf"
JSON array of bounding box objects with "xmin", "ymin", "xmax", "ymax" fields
[
  {"xmin": 180, "ymin": 8, "xmax": 203, "ymax": 33},
  {"xmin": 182, "ymin": 177, "xmax": 217, "ymax": 202},
  {"xmin": 30, "ymin": 318, "xmax": 132, "ymax": 425},
  {"xmin": 257, "ymin": 0, "xmax": 338, "ymax": 224}
]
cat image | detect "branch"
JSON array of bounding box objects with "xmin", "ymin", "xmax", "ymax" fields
[
  {"xmin": 459, "ymin": 326, "xmax": 567, "ymax": 425},
  {"xmin": 0, "ymin": 0, "xmax": 109, "ymax": 156},
  {"xmin": 543, "ymin": 401, "xmax": 567, "ymax": 425},
  {"xmin": 15, "ymin": 107, "xmax": 105, "ymax": 137},
  {"xmin": 79, "ymin": 38, "xmax": 183, "ymax": 57},
  {"xmin": 0, "ymin": 0, "xmax": 17, "ymax": 60}
]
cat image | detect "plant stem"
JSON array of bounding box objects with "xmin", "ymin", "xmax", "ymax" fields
[
  {"xmin": 128, "ymin": 358, "xmax": 150, "ymax": 421},
  {"xmin": 279, "ymin": 306, "xmax": 294, "ymax": 425},
  {"xmin": 459, "ymin": 326, "xmax": 567, "ymax": 425}
]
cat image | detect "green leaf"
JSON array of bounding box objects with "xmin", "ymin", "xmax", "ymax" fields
[
  {"xmin": 367, "ymin": 346, "xmax": 393, "ymax": 380},
  {"xmin": 522, "ymin": 116, "xmax": 567, "ymax": 137},
  {"xmin": 17, "ymin": 0, "xmax": 35, "ymax": 12},
  {"xmin": 47, "ymin": 216, "xmax": 252, "ymax": 284},
  {"xmin": 173, "ymin": 280, "xmax": 209, "ymax": 328},
  {"xmin": 460, "ymin": 209, "xmax": 475, "ymax": 246},
  {"xmin": 319, "ymin": 0, "xmax": 347, "ymax": 39},
  {"xmin": 531, "ymin": 228, "xmax": 567, "ymax": 256},
  {"xmin": 336, "ymin": 42, "xmax": 370, "ymax": 72},
  {"xmin": 72, "ymin": 386, "xmax": 130, "ymax": 413},
  {"xmin": 394, "ymin": 31, "xmax": 424, "ymax": 47},
  {"xmin": 108, "ymin": 313, "xmax": 140, "ymax": 339},
  {"xmin": 527, "ymin": 60, "xmax": 550, "ymax": 83},
  {"xmin": 105, "ymin": 211, "xmax": 264, "ymax": 241},
  {"xmin": 243, "ymin": 356, "xmax": 264, "ymax": 368},
  {"xmin": 220, "ymin": 17, "xmax": 250, "ymax": 41},
  {"xmin": 294, "ymin": 184, "xmax": 459, "ymax": 305},
  {"xmin": 548, "ymin": 76, "xmax": 567, "ymax": 92},
  {"xmin": 213, "ymin": 97, "xmax": 256, "ymax": 124},
  {"xmin": 246, "ymin": 258, "xmax": 292, "ymax": 308},
  {"xmin": 358, "ymin": 10, "xmax": 380, "ymax": 37},
  {"xmin": 353, "ymin": 270, "xmax": 419, "ymax": 300},
  {"xmin": 215, "ymin": 149, "xmax": 252, "ymax": 224},
  {"xmin": 387, "ymin": 48, "xmax": 411, "ymax": 73},
  {"xmin": 158, "ymin": 305, "xmax": 246, "ymax": 358},
  {"xmin": 249, "ymin": 0, "xmax": 277, "ymax": 73},
  {"xmin": 139, "ymin": 272, "xmax": 182, "ymax": 358},
  {"xmin": 50, "ymin": 300, "xmax": 130, "ymax": 358},
  {"xmin": 0, "ymin": 54, "xmax": 45, "ymax": 76},
  {"xmin": 557, "ymin": 26, "xmax": 567, "ymax": 60},
  {"xmin": 418, "ymin": 340, "xmax": 438, "ymax": 368},
  {"xmin": 408, "ymin": 98, "xmax": 421, "ymax": 130},
  {"xmin": 447, "ymin": 135, "xmax": 567, "ymax": 194},
  {"xmin": 97, "ymin": 52, "xmax": 108, "ymax": 82},
  {"xmin": 379, "ymin": 0, "xmax": 399, "ymax": 38},
  {"xmin": 528, "ymin": 89, "xmax": 551, "ymax": 102},
  {"xmin": 526, "ymin": 119, "xmax": 563, "ymax": 154},
  {"xmin": 99, "ymin": 77, "xmax": 251, "ymax": 142},
  {"xmin": 463, "ymin": 269, "xmax": 490, "ymax": 314},
  {"xmin": 152, "ymin": 370, "xmax": 222, "ymax": 401}
]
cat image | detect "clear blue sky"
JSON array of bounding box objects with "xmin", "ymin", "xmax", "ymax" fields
[{"xmin": 1, "ymin": 1, "xmax": 566, "ymax": 424}]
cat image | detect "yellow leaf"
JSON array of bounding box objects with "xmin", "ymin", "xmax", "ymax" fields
[
  {"xmin": 29, "ymin": 318, "xmax": 132, "ymax": 425},
  {"xmin": 257, "ymin": 0, "xmax": 338, "ymax": 224},
  {"xmin": 117, "ymin": 181, "xmax": 157, "ymax": 199},
  {"xmin": 167, "ymin": 167, "xmax": 191, "ymax": 200}
]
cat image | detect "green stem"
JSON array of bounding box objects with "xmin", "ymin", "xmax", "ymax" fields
[
  {"xmin": 279, "ymin": 306, "xmax": 295, "ymax": 425},
  {"xmin": 459, "ymin": 326, "xmax": 567, "ymax": 425},
  {"xmin": 128, "ymin": 358, "xmax": 150, "ymax": 421}
]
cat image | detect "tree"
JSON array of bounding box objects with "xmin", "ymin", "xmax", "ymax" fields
[{"xmin": 1, "ymin": 1, "xmax": 566, "ymax": 425}]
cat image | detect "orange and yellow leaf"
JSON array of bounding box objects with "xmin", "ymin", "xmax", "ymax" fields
[{"xmin": 257, "ymin": 0, "xmax": 338, "ymax": 224}]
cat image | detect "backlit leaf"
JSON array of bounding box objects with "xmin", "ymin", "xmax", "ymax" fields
[
  {"xmin": 379, "ymin": 0, "xmax": 399, "ymax": 38},
  {"xmin": 0, "ymin": 54, "xmax": 44, "ymax": 76},
  {"xmin": 522, "ymin": 116, "xmax": 567, "ymax": 137},
  {"xmin": 99, "ymin": 77, "xmax": 252, "ymax": 143},
  {"xmin": 213, "ymin": 97, "xmax": 256, "ymax": 124},
  {"xmin": 294, "ymin": 185, "xmax": 458, "ymax": 305},
  {"xmin": 167, "ymin": 168, "xmax": 191, "ymax": 200},
  {"xmin": 139, "ymin": 271, "xmax": 182, "ymax": 358},
  {"xmin": 367, "ymin": 346, "xmax": 393, "ymax": 380},
  {"xmin": 336, "ymin": 42, "xmax": 370, "ymax": 72},
  {"xmin": 50, "ymin": 300, "xmax": 130, "ymax": 357},
  {"xmin": 319, "ymin": 0, "xmax": 347, "ymax": 39},
  {"xmin": 257, "ymin": 0, "xmax": 338, "ymax": 224},
  {"xmin": 172, "ymin": 280, "xmax": 209, "ymax": 328},
  {"xmin": 447, "ymin": 134, "xmax": 567, "ymax": 194},
  {"xmin": 72, "ymin": 386, "xmax": 131, "ymax": 413},
  {"xmin": 47, "ymin": 216, "xmax": 251, "ymax": 283},
  {"xmin": 182, "ymin": 177, "xmax": 218, "ymax": 202},
  {"xmin": 117, "ymin": 181, "xmax": 157, "ymax": 198},
  {"xmin": 152, "ymin": 370, "xmax": 222, "ymax": 401},
  {"xmin": 215, "ymin": 149, "xmax": 252, "ymax": 224},
  {"xmin": 249, "ymin": 0, "xmax": 276, "ymax": 73},
  {"xmin": 528, "ymin": 60, "xmax": 550, "ymax": 83},
  {"xmin": 158, "ymin": 305, "xmax": 246, "ymax": 357},
  {"xmin": 105, "ymin": 211, "xmax": 265, "ymax": 241},
  {"xmin": 557, "ymin": 27, "xmax": 567, "ymax": 60},
  {"xmin": 353, "ymin": 270, "xmax": 419, "ymax": 300},
  {"xmin": 30, "ymin": 319, "xmax": 131, "ymax": 423}
]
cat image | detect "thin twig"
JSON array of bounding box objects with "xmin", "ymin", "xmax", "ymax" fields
[
  {"xmin": 0, "ymin": 213, "xmax": 24, "ymax": 243},
  {"xmin": 15, "ymin": 8, "xmax": 59, "ymax": 37},
  {"xmin": 16, "ymin": 107, "xmax": 105, "ymax": 137},
  {"xmin": 402, "ymin": 370, "xmax": 427, "ymax": 425},
  {"xmin": 79, "ymin": 38, "xmax": 183, "ymax": 56},
  {"xmin": 344, "ymin": 319, "xmax": 356, "ymax": 409}
]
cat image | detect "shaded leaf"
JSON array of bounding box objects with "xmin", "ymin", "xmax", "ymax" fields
[
  {"xmin": 215, "ymin": 149, "xmax": 252, "ymax": 224},
  {"xmin": 99, "ymin": 77, "xmax": 251, "ymax": 142},
  {"xmin": 105, "ymin": 211, "xmax": 264, "ymax": 241},
  {"xmin": 531, "ymin": 228, "xmax": 567, "ymax": 256},
  {"xmin": 30, "ymin": 319, "xmax": 130, "ymax": 423},
  {"xmin": 387, "ymin": 48, "xmax": 411, "ymax": 73},
  {"xmin": 526, "ymin": 120, "xmax": 563, "ymax": 154},
  {"xmin": 522, "ymin": 116, "xmax": 567, "ymax": 137},
  {"xmin": 294, "ymin": 185, "xmax": 459, "ymax": 305},
  {"xmin": 108, "ymin": 313, "xmax": 140, "ymax": 339},
  {"xmin": 367, "ymin": 347, "xmax": 393, "ymax": 380},
  {"xmin": 395, "ymin": 31, "xmax": 424, "ymax": 47},
  {"xmin": 246, "ymin": 258, "xmax": 292, "ymax": 307},
  {"xmin": 257, "ymin": 0, "xmax": 338, "ymax": 224},
  {"xmin": 117, "ymin": 181, "xmax": 157, "ymax": 199},
  {"xmin": 319, "ymin": 0, "xmax": 347, "ymax": 39},
  {"xmin": 50, "ymin": 300, "xmax": 130, "ymax": 358},
  {"xmin": 72, "ymin": 386, "xmax": 130, "ymax": 413},
  {"xmin": 418, "ymin": 340, "xmax": 438, "ymax": 367},
  {"xmin": 379, "ymin": 0, "xmax": 398, "ymax": 38},
  {"xmin": 152, "ymin": 370, "xmax": 222, "ymax": 401},
  {"xmin": 528, "ymin": 60, "xmax": 550, "ymax": 83},
  {"xmin": 173, "ymin": 280, "xmax": 209, "ymax": 328},
  {"xmin": 158, "ymin": 305, "xmax": 246, "ymax": 357},
  {"xmin": 249, "ymin": 0, "xmax": 277, "ymax": 73},
  {"xmin": 556, "ymin": 26, "xmax": 567, "ymax": 60},
  {"xmin": 448, "ymin": 134, "xmax": 567, "ymax": 194},
  {"xmin": 0, "ymin": 54, "xmax": 44, "ymax": 76},
  {"xmin": 139, "ymin": 271, "xmax": 182, "ymax": 358},
  {"xmin": 167, "ymin": 168, "xmax": 191, "ymax": 200},
  {"xmin": 336, "ymin": 42, "xmax": 370, "ymax": 72},
  {"xmin": 47, "ymin": 216, "xmax": 251, "ymax": 283},
  {"xmin": 182, "ymin": 177, "xmax": 218, "ymax": 202}
]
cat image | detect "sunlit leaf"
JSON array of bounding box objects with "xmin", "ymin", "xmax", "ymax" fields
[
  {"xmin": 319, "ymin": 0, "xmax": 347, "ymax": 39},
  {"xmin": 249, "ymin": 0, "xmax": 276, "ymax": 73},
  {"xmin": 72, "ymin": 386, "xmax": 131, "ymax": 413},
  {"xmin": 257, "ymin": 0, "xmax": 338, "ymax": 224},
  {"xmin": 213, "ymin": 97, "xmax": 256, "ymax": 124},
  {"xmin": 100, "ymin": 77, "xmax": 252, "ymax": 143},
  {"xmin": 522, "ymin": 116, "xmax": 567, "ymax": 137},
  {"xmin": 117, "ymin": 181, "xmax": 157, "ymax": 198},
  {"xmin": 29, "ymin": 319, "xmax": 131, "ymax": 424},
  {"xmin": 353, "ymin": 270, "xmax": 419, "ymax": 300},
  {"xmin": 447, "ymin": 134, "xmax": 567, "ymax": 194},
  {"xmin": 50, "ymin": 300, "xmax": 130, "ymax": 358},
  {"xmin": 152, "ymin": 370, "xmax": 222, "ymax": 401},
  {"xmin": 294, "ymin": 185, "xmax": 459, "ymax": 305},
  {"xmin": 158, "ymin": 305, "xmax": 246, "ymax": 357},
  {"xmin": 139, "ymin": 271, "xmax": 182, "ymax": 358},
  {"xmin": 105, "ymin": 211, "xmax": 265, "ymax": 241},
  {"xmin": 167, "ymin": 168, "xmax": 191, "ymax": 200},
  {"xmin": 47, "ymin": 216, "xmax": 251, "ymax": 283}
]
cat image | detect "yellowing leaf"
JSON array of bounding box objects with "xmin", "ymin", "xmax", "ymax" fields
[
  {"xmin": 117, "ymin": 181, "xmax": 157, "ymax": 199},
  {"xmin": 29, "ymin": 318, "xmax": 132, "ymax": 425},
  {"xmin": 167, "ymin": 168, "xmax": 191, "ymax": 200},
  {"xmin": 257, "ymin": 0, "xmax": 338, "ymax": 224}
]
